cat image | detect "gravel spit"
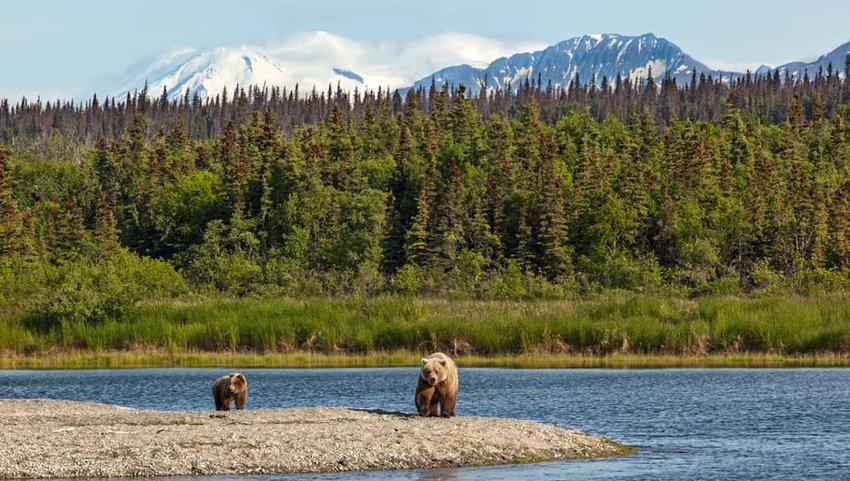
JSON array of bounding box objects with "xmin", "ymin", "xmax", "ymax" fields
[{"xmin": 0, "ymin": 399, "xmax": 632, "ymax": 478}]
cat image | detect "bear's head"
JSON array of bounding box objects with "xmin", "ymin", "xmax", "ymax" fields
[
  {"xmin": 420, "ymin": 357, "xmax": 449, "ymax": 386},
  {"xmin": 229, "ymin": 373, "xmax": 246, "ymax": 393}
]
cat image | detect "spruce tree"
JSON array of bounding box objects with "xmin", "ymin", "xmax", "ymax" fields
[
  {"xmin": 450, "ymin": 85, "xmax": 479, "ymax": 164},
  {"xmin": 94, "ymin": 190, "xmax": 120, "ymax": 260},
  {"xmin": 55, "ymin": 195, "xmax": 86, "ymax": 261},
  {"xmin": 537, "ymin": 137, "xmax": 571, "ymax": 279},
  {"xmin": 810, "ymin": 189, "xmax": 829, "ymax": 268},
  {"xmin": 385, "ymin": 123, "xmax": 421, "ymax": 271},
  {"xmin": 0, "ymin": 146, "xmax": 20, "ymax": 258},
  {"xmin": 482, "ymin": 116, "xmax": 513, "ymax": 245},
  {"xmin": 431, "ymin": 158, "xmax": 465, "ymax": 270},
  {"xmin": 404, "ymin": 150, "xmax": 439, "ymax": 268},
  {"xmin": 513, "ymin": 206, "xmax": 535, "ymax": 273},
  {"xmin": 405, "ymin": 172, "xmax": 434, "ymax": 267}
]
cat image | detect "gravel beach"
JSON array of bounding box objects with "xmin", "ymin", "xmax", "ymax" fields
[{"xmin": 0, "ymin": 399, "xmax": 631, "ymax": 478}]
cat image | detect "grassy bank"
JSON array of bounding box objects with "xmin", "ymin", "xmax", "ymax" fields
[
  {"xmin": 2, "ymin": 349, "xmax": 849, "ymax": 369},
  {"xmin": 2, "ymin": 293, "xmax": 850, "ymax": 368}
]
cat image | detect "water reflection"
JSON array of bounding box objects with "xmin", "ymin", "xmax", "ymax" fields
[{"xmin": 415, "ymin": 469, "xmax": 459, "ymax": 481}]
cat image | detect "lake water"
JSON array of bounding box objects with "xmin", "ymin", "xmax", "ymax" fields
[{"xmin": 2, "ymin": 368, "xmax": 849, "ymax": 480}]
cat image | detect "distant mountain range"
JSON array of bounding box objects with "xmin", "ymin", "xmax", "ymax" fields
[
  {"xmin": 115, "ymin": 33, "xmax": 850, "ymax": 101},
  {"xmin": 762, "ymin": 40, "xmax": 850, "ymax": 80},
  {"xmin": 412, "ymin": 33, "xmax": 734, "ymax": 93}
]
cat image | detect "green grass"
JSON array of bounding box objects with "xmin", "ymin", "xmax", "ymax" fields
[
  {"xmin": 1, "ymin": 350, "xmax": 848, "ymax": 369},
  {"xmin": 2, "ymin": 293, "xmax": 850, "ymax": 368}
]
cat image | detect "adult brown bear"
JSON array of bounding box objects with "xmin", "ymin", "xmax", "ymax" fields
[
  {"xmin": 212, "ymin": 373, "xmax": 248, "ymax": 411},
  {"xmin": 414, "ymin": 352, "xmax": 458, "ymax": 417}
]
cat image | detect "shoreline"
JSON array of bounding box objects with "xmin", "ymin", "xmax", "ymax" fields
[
  {"xmin": 2, "ymin": 349, "xmax": 850, "ymax": 369},
  {"xmin": 0, "ymin": 399, "xmax": 632, "ymax": 478}
]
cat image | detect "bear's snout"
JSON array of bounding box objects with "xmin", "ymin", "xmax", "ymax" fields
[{"xmin": 428, "ymin": 376, "xmax": 437, "ymax": 385}]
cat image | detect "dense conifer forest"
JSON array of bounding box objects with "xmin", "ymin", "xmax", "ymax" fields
[{"xmin": 1, "ymin": 65, "xmax": 850, "ymax": 354}]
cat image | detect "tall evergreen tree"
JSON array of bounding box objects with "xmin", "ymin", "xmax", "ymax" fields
[
  {"xmin": 537, "ymin": 136, "xmax": 571, "ymax": 279},
  {"xmin": 94, "ymin": 190, "xmax": 120, "ymax": 261},
  {"xmin": 431, "ymin": 158, "xmax": 465, "ymax": 270},
  {"xmin": 0, "ymin": 146, "xmax": 20, "ymax": 257},
  {"xmin": 54, "ymin": 195, "xmax": 86, "ymax": 261},
  {"xmin": 404, "ymin": 157, "xmax": 437, "ymax": 267}
]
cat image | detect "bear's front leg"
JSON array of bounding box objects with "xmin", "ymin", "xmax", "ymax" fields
[
  {"xmin": 439, "ymin": 392, "xmax": 456, "ymax": 417},
  {"xmin": 416, "ymin": 387, "xmax": 435, "ymax": 416},
  {"xmin": 429, "ymin": 399, "xmax": 440, "ymax": 416}
]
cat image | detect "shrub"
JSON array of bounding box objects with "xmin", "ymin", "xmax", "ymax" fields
[
  {"xmin": 25, "ymin": 251, "xmax": 186, "ymax": 330},
  {"xmin": 690, "ymin": 276, "xmax": 743, "ymax": 298},
  {"xmin": 392, "ymin": 264, "xmax": 423, "ymax": 295}
]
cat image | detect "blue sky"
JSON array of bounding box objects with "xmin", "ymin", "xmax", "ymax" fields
[{"xmin": 2, "ymin": 0, "xmax": 849, "ymax": 100}]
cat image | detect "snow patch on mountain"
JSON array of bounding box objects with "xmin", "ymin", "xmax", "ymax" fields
[
  {"xmin": 411, "ymin": 33, "xmax": 736, "ymax": 94},
  {"xmin": 628, "ymin": 59, "xmax": 668, "ymax": 81}
]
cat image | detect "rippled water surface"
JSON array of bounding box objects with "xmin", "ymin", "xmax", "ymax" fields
[{"xmin": 2, "ymin": 368, "xmax": 849, "ymax": 480}]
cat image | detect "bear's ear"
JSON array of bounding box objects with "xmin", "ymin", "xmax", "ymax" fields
[
  {"xmin": 439, "ymin": 359, "xmax": 447, "ymax": 366},
  {"xmin": 421, "ymin": 358, "xmax": 429, "ymax": 365}
]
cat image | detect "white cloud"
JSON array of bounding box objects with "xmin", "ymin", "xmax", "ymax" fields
[
  {"xmin": 260, "ymin": 31, "xmax": 546, "ymax": 89},
  {"xmin": 262, "ymin": 31, "xmax": 408, "ymax": 89},
  {"xmin": 400, "ymin": 33, "xmax": 547, "ymax": 72}
]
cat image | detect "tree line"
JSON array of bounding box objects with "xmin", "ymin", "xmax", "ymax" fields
[
  {"xmin": 1, "ymin": 67, "xmax": 850, "ymax": 326},
  {"xmin": 3, "ymin": 57, "xmax": 850, "ymax": 144}
]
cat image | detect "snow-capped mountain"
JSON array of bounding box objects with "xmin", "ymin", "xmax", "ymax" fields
[
  {"xmin": 115, "ymin": 44, "xmax": 367, "ymax": 101},
  {"xmin": 116, "ymin": 47, "xmax": 289, "ymax": 100},
  {"xmin": 766, "ymin": 40, "xmax": 850, "ymax": 80},
  {"xmin": 412, "ymin": 33, "xmax": 736, "ymax": 94}
]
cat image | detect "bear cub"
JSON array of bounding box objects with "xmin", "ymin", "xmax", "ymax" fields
[
  {"xmin": 212, "ymin": 372, "xmax": 248, "ymax": 411},
  {"xmin": 415, "ymin": 352, "xmax": 458, "ymax": 417}
]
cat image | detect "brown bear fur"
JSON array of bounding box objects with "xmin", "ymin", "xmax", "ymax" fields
[
  {"xmin": 414, "ymin": 352, "xmax": 458, "ymax": 417},
  {"xmin": 212, "ymin": 373, "xmax": 248, "ymax": 411}
]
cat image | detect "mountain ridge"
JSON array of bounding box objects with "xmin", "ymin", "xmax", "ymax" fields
[
  {"xmin": 410, "ymin": 33, "xmax": 740, "ymax": 94},
  {"xmin": 114, "ymin": 33, "xmax": 850, "ymax": 101},
  {"xmin": 770, "ymin": 40, "xmax": 850, "ymax": 79}
]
